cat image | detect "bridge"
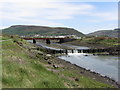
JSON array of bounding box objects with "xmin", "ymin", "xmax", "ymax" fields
[
  {"xmin": 22, "ymin": 37, "xmax": 119, "ymax": 55},
  {"xmin": 23, "ymin": 37, "xmax": 75, "ymax": 44}
]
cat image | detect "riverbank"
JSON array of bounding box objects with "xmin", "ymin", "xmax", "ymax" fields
[
  {"xmin": 2, "ymin": 35, "xmax": 119, "ymax": 88},
  {"xmin": 62, "ymin": 38, "xmax": 119, "ymax": 55},
  {"xmin": 64, "ymin": 40, "xmax": 107, "ymax": 48},
  {"xmin": 53, "ymin": 57, "xmax": 120, "ymax": 88},
  {"xmin": 29, "ymin": 49, "xmax": 120, "ymax": 88},
  {"xmin": 27, "ymin": 38, "xmax": 119, "ymax": 88},
  {"xmin": 34, "ymin": 50, "xmax": 120, "ymax": 88},
  {"xmin": 63, "ymin": 36, "xmax": 119, "ymax": 49},
  {"xmin": 29, "ymin": 41, "xmax": 120, "ymax": 88}
]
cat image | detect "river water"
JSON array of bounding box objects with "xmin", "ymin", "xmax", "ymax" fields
[
  {"xmin": 58, "ymin": 46, "xmax": 119, "ymax": 83},
  {"xmin": 27, "ymin": 40, "xmax": 119, "ymax": 83}
]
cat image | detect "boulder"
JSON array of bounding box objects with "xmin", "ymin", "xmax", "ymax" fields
[
  {"xmin": 53, "ymin": 64, "xmax": 58, "ymax": 69},
  {"xmin": 46, "ymin": 54, "xmax": 52, "ymax": 57},
  {"xmin": 48, "ymin": 62, "xmax": 51, "ymax": 64},
  {"xmin": 75, "ymin": 78, "xmax": 79, "ymax": 81}
]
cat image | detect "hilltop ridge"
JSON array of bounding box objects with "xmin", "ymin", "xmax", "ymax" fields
[
  {"xmin": 2, "ymin": 25, "xmax": 85, "ymax": 37},
  {"xmin": 87, "ymin": 29, "xmax": 119, "ymax": 38}
]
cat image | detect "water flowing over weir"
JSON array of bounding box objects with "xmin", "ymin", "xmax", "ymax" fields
[{"xmin": 27, "ymin": 40, "xmax": 119, "ymax": 84}]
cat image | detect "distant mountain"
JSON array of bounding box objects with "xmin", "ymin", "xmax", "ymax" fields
[
  {"xmin": 2, "ymin": 25, "xmax": 85, "ymax": 37},
  {"xmin": 87, "ymin": 29, "xmax": 120, "ymax": 38}
]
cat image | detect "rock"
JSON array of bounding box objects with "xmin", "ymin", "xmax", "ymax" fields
[
  {"xmin": 84, "ymin": 54, "xmax": 88, "ymax": 56},
  {"xmin": 48, "ymin": 62, "xmax": 51, "ymax": 64},
  {"xmin": 46, "ymin": 54, "xmax": 52, "ymax": 57},
  {"xmin": 80, "ymin": 71, "xmax": 83, "ymax": 74},
  {"xmin": 44, "ymin": 57, "xmax": 48, "ymax": 60},
  {"xmin": 72, "ymin": 84, "xmax": 76, "ymax": 86},
  {"xmin": 38, "ymin": 52, "xmax": 44, "ymax": 55},
  {"xmin": 53, "ymin": 64, "xmax": 58, "ymax": 69},
  {"xmin": 75, "ymin": 78, "xmax": 79, "ymax": 81}
]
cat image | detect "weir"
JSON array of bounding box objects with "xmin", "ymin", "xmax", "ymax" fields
[{"xmin": 45, "ymin": 48, "xmax": 117, "ymax": 55}]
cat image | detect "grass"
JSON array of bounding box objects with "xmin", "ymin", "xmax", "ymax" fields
[
  {"xmin": 2, "ymin": 35, "xmax": 114, "ymax": 88},
  {"xmin": 78, "ymin": 76, "xmax": 110, "ymax": 88},
  {"xmin": 67, "ymin": 36, "xmax": 119, "ymax": 48},
  {"xmin": 2, "ymin": 37, "xmax": 65, "ymax": 88},
  {"xmin": 60, "ymin": 70, "xmax": 113, "ymax": 88},
  {"xmin": 81, "ymin": 36, "xmax": 119, "ymax": 47}
]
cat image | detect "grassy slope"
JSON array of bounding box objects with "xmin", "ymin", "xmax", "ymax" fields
[
  {"xmin": 2, "ymin": 37, "xmax": 65, "ymax": 88},
  {"xmin": 2, "ymin": 35, "xmax": 113, "ymax": 88}
]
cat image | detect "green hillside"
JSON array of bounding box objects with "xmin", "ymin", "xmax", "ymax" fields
[
  {"xmin": 2, "ymin": 25, "xmax": 85, "ymax": 37},
  {"xmin": 2, "ymin": 36, "xmax": 65, "ymax": 88},
  {"xmin": 87, "ymin": 29, "xmax": 119, "ymax": 38}
]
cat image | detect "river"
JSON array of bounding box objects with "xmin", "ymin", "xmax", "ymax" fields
[
  {"xmin": 58, "ymin": 44, "xmax": 119, "ymax": 83},
  {"xmin": 28, "ymin": 40, "xmax": 119, "ymax": 83},
  {"xmin": 59, "ymin": 53, "xmax": 119, "ymax": 83}
]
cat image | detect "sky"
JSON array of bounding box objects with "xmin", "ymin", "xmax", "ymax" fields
[{"xmin": 0, "ymin": 0, "xmax": 118, "ymax": 34}]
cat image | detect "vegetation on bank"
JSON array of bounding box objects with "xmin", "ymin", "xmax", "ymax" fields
[
  {"xmin": 2, "ymin": 35, "xmax": 114, "ymax": 88},
  {"xmin": 66, "ymin": 36, "xmax": 119, "ymax": 48},
  {"xmin": 83, "ymin": 36, "xmax": 119, "ymax": 46}
]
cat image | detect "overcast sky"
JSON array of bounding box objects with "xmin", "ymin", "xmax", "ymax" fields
[{"xmin": 0, "ymin": 0, "xmax": 118, "ymax": 34}]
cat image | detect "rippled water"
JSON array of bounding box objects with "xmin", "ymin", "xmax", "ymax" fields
[{"xmin": 59, "ymin": 53, "xmax": 119, "ymax": 82}]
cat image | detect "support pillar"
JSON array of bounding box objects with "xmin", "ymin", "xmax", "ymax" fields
[
  {"xmin": 46, "ymin": 39, "xmax": 51, "ymax": 44},
  {"xmin": 33, "ymin": 39, "xmax": 36, "ymax": 44}
]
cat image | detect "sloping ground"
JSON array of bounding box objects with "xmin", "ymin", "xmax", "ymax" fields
[
  {"xmin": 2, "ymin": 37, "xmax": 65, "ymax": 88},
  {"xmin": 2, "ymin": 25, "xmax": 85, "ymax": 37},
  {"xmin": 87, "ymin": 29, "xmax": 119, "ymax": 38},
  {"xmin": 2, "ymin": 35, "xmax": 113, "ymax": 88}
]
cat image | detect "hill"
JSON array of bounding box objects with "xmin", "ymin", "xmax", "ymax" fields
[
  {"xmin": 2, "ymin": 25, "xmax": 85, "ymax": 37},
  {"xmin": 87, "ymin": 29, "xmax": 119, "ymax": 38}
]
